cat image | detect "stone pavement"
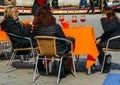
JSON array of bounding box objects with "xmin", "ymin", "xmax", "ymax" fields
[
  {"xmin": 0, "ymin": 53, "xmax": 119, "ymax": 85},
  {"xmin": 0, "ymin": 14, "xmax": 120, "ymax": 85}
]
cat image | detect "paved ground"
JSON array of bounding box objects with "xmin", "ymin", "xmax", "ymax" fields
[{"xmin": 0, "ymin": 13, "xmax": 120, "ymax": 85}]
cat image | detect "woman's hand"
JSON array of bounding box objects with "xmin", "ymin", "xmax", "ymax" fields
[
  {"xmin": 102, "ymin": 13, "xmax": 107, "ymax": 18},
  {"xmin": 29, "ymin": 17, "xmax": 34, "ymax": 25},
  {"xmin": 96, "ymin": 38, "xmax": 101, "ymax": 44}
]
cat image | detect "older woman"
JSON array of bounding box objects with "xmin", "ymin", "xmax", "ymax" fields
[
  {"xmin": 1, "ymin": 5, "xmax": 36, "ymax": 53},
  {"xmin": 96, "ymin": 7, "xmax": 120, "ymax": 73}
]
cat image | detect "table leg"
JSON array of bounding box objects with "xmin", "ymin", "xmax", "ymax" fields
[{"xmin": 86, "ymin": 67, "xmax": 91, "ymax": 75}]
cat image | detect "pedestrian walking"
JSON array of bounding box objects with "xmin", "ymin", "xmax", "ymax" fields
[
  {"xmin": 79, "ymin": 0, "xmax": 88, "ymax": 8},
  {"xmin": 87, "ymin": 0, "xmax": 95, "ymax": 14},
  {"xmin": 32, "ymin": 0, "xmax": 50, "ymax": 16},
  {"xmin": 98, "ymin": 0, "xmax": 108, "ymax": 13}
]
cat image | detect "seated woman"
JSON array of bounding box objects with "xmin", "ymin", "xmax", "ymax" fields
[
  {"xmin": 31, "ymin": 6, "xmax": 75, "ymax": 78},
  {"xmin": 96, "ymin": 7, "xmax": 120, "ymax": 73},
  {"xmin": 1, "ymin": 5, "xmax": 37, "ymax": 54}
]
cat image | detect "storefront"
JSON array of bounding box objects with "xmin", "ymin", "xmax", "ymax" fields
[{"xmin": 0, "ymin": 0, "xmax": 120, "ymax": 14}]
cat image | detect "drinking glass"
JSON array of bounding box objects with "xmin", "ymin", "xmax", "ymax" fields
[
  {"xmin": 80, "ymin": 14, "xmax": 86, "ymax": 27},
  {"xmin": 71, "ymin": 16, "xmax": 78, "ymax": 29},
  {"xmin": 59, "ymin": 15, "xmax": 64, "ymax": 22}
]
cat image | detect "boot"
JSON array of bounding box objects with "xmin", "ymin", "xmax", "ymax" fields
[
  {"xmin": 103, "ymin": 54, "xmax": 112, "ymax": 73},
  {"xmin": 103, "ymin": 65, "xmax": 110, "ymax": 73}
]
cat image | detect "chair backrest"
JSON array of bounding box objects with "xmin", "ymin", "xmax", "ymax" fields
[{"xmin": 35, "ymin": 36, "xmax": 59, "ymax": 58}]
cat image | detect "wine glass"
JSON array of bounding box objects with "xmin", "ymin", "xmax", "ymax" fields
[
  {"xmin": 59, "ymin": 15, "xmax": 64, "ymax": 22},
  {"xmin": 71, "ymin": 16, "xmax": 78, "ymax": 29},
  {"xmin": 80, "ymin": 14, "xmax": 86, "ymax": 27}
]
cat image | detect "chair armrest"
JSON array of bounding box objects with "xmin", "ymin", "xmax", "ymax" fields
[
  {"xmin": 108, "ymin": 35, "xmax": 120, "ymax": 42},
  {"xmin": 55, "ymin": 37, "xmax": 73, "ymax": 54},
  {"xmin": 7, "ymin": 33, "xmax": 31, "ymax": 40},
  {"xmin": 55, "ymin": 37, "xmax": 73, "ymax": 44},
  {"xmin": 104, "ymin": 35, "xmax": 120, "ymax": 51},
  {"xmin": 7, "ymin": 33, "xmax": 34, "ymax": 50}
]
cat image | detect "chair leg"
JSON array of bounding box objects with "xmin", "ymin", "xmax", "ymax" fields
[
  {"xmin": 33, "ymin": 54, "xmax": 39, "ymax": 82},
  {"xmin": 0, "ymin": 43, "xmax": 4, "ymax": 56},
  {"xmin": 48, "ymin": 57, "xmax": 54, "ymax": 73},
  {"xmin": 75, "ymin": 55, "xmax": 80, "ymax": 71},
  {"xmin": 3, "ymin": 43, "xmax": 8, "ymax": 58},
  {"xmin": 6, "ymin": 50, "xmax": 16, "ymax": 72},
  {"xmin": 101, "ymin": 40, "xmax": 109, "ymax": 74},
  {"xmin": 57, "ymin": 57, "xmax": 63, "ymax": 84},
  {"xmin": 45, "ymin": 56, "xmax": 48, "ymax": 75},
  {"xmin": 72, "ymin": 56, "xmax": 76, "ymax": 77},
  {"xmin": 87, "ymin": 67, "xmax": 91, "ymax": 75},
  {"xmin": 49, "ymin": 61, "xmax": 52, "ymax": 73},
  {"xmin": 101, "ymin": 51, "xmax": 107, "ymax": 74}
]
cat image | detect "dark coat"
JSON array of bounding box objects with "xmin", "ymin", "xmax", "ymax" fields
[
  {"xmin": 32, "ymin": 24, "xmax": 71, "ymax": 56},
  {"xmin": 99, "ymin": 17, "xmax": 120, "ymax": 48},
  {"xmin": 1, "ymin": 17, "xmax": 35, "ymax": 49}
]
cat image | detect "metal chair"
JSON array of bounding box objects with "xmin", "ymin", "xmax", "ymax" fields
[
  {"xmin": 101, "ymin": 35, "xmax": 120, "ymax": 74},
  {"xmin": 6, "ymin": 33, "xmax": 36, "ymax": 72},
  {"xmin": 33, "ymin": 36, "xmax": 76, "ymax": 84}
]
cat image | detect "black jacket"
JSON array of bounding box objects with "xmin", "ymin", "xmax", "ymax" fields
[
  {"xmin": 32, "ymin": 24, "xmax": 70, "ymax": 56},
  {"xmin": 99, "ymin": 17, "xmax": 120, "ymax": 48},
  {"xmin": 1, "ymin": 17, "xmax": 34, "ymax": 49}
]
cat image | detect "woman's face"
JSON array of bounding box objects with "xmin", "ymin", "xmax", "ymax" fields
[{"xmin": 11, "ymin": 8, "xmax": 18, "ymax": 20}]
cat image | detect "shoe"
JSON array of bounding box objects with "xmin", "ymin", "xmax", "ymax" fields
[
  {"xmin": 91, "ymin": 64, "xmax": 97, "ymax": 73},
  {"xmin": 103, "ymin": 67, "xmax": 110, "ymax": 73},
  {"xmin": 102, "ymin": 54, "xmax": 111, "ymax": 73}
]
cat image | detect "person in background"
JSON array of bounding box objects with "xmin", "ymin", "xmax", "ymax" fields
[
  {"xmin": 79, "ymin": 0, "xmax": 88, "ymax": 8},
  {"xmin": 32, "ymin": 0, "xmax": 49, "ymax": 15},
  {"xmin": 96, "ymin": 7, "xmax": 120, "ymax": 73},
  {"xmin": 87, "ymin": 0, "xmax": 95, "ymax": 14},
  {"xmin": 32, "ymin": 0, "xmax": 39, "ymax": 15},
  {"xmin": 4, "ymin": 0, "xmax": 16, "ymax": 6},
  {"xmin": 103, "ymin": 0, "xmax": 108, "ymax": 9},
  {"xmin": 32, "ymin": 5, "xmax": 75, "ymax": 78},
  {"xmin": 1, "ymin": 5, "xmax": 37, "ymax": 54},
  {"xmin": 98, "ymin": 0, "xmax": 108, "ymax": 13}
]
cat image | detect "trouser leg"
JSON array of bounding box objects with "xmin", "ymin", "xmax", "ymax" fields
[
  {"xmin": 37, "ymin": 56, "xmax": 45, "ymax": 72},
  {"xmin": 97, "ymin": 44, "xmax": 111, "ymax": 67}
]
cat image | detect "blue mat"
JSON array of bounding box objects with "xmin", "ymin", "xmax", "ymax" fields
[{"xmin": 103, "ymin": 74, "xmax": 120, "ymax": 85}]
